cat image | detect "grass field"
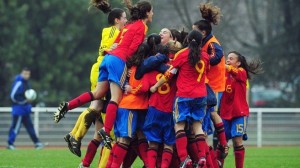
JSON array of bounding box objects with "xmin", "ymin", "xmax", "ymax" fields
[{"xmin": 0, "ymin": 147, "xmax": 300, "ymax": 168}]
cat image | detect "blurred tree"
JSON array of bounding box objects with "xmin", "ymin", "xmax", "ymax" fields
[{"xmin": 0, "ymin": 0, "xmax": 121, "ymax": 106}]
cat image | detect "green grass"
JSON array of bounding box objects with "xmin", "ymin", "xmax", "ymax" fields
[{"xmin": 0, "ymin": 147, "xmax": 299, "ymax": 167}]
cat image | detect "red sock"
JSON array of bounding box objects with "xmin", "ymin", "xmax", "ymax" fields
[
  {"xmin": 205, "ymin": 145, "xmax": 214, "ymax": 168},
  {"xmin": 195, "ymin": 134, "xmax": 206, "ymax": 159},
  {"xmin": 104, "ymin": 101, "xmax": 118, "ymax": 134},
  {"xmin": 175, "ymin": 130, "xmax": 188, "ymax": 162},
  {"xmin": 111, "ymin": 142, "xmax": 129, "ymax": 168},
  {"xmin": 138, "ymin": 139, "xmax": 149, "ymax": 167},
  {"xmin": 161, "ymin": 148, "xmax": 173, "ymax": 168},
  {"xmin": 106, "ymin": 144, "xmax": 116, "ymax": 168},
  {"xmin": 209, "ymin": 146, "xmax": 219, "ymax": 168},
  {"xmin": 68, "ymin": 92, "xmax": 94, "ymax": 110},
  {"xmin": 147, "ymin": 148, "xmax": 158, "ymax": 168},
  {"xmin": 234, "ymin": 145, "xmax": 245, "ymax": 168},
  {"xmin": 187, "ymin": 138, "xmax": 199, "ymax": 162},
  {"xmin": 82, "ymin": 139, "xmax": 100, "ymax": 167},
  {"xmin": 122, "ymin": 142, "xmax": 138, "ymax": 168},
  {"xmin": 214, "ymin": 122, "xmax": 227, "ymax": 146},
  {"xmin": 170, "ymin": 146, "xmax": 180, "ymax": 168}
]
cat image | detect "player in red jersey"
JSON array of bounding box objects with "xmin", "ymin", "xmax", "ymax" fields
[
  {"xmin": 151, "ymin": 30, "xmax": 210, "ymax": 168},
  {"xmin": 220, "ymin": 51, "xmax": 262, "ymax": 168},
  {"xmin": 193, "ymin": 3, "xmax": 229, "ymax": 162},
  {"xmin": 54, "ymin": 0, "xmax": 154, "ymax": 150}
]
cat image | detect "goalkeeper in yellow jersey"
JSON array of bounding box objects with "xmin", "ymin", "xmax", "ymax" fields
[{"xmin": 63, "ymin": 5, "xmax": 127, "ymax": 168}]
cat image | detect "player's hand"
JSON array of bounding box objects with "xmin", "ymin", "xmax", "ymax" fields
[
  {"xmin": 124, "ymin": 85, "xmax": 132, "ymax": 95},
  {"xmin": 150, "ymin": 85, "xmax": 158, "ymax": 93}
]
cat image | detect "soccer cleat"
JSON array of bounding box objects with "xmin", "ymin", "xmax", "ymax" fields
[
  {"xmin": 197, "ymin": 157, "xmax": 206, "ymax": 168},
  {"xmin": 64, "ymin": 133, "xmax": 76, "ymax": 155},
  {"xmin": 180, "ymin": 156, "xmax": 193, "ymax": 168},
  {"xmin": 70, "ymin": 136, "xmax": 81, "ymax": 157},
  {"xmin": 97, "ymin": 128, "xmax": 112, "ymax": 150},
  {"xmin": 53, "ymin": 102, "xmax": 69, "ymax": 123},
  {"xmin": 7, "ymin": 145, "xmax": 16, "ymax": 150},
  {"xmin": 78, "ymin": 162, "xmax": 89, "ymax": 168},
  {"xmin": 35, "ymin": 142, "xmax": 45, "ymax": 150}
]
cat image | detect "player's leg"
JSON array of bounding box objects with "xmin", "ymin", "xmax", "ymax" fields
[
  {"xmin": 22, "ymin": 114, "xmax": 43, "ymax": 149},
  {"xmin": 54, "ymin": 81, "xmax": 109, "ymax": 123},
  {"xmin": 7, "ymin": 115, "xmax": 21, "ymax": 149},
  {"xmin": 173, "ymin": 97, "xmax": 192, "ymax": 167},
  {"xmin": 232, "ymin": 117, "xmax": 247, "ymax": 168},
  {"xmin": 136, "ymin": 111, "xmax": 149, "ymax": 167},
  {"xmin": 161, "ymin": 144, "xmax": 173, "ymax": 168},
  {"xmin": 147, "ymin": 142, "xmax": 159, "ymax": 168},
  {"xmin": 98, "ymin": 55, "xmax": 127, "ymax": 149},
  {"xmin": 80, "ymin": 117, "xmax": 103, "ymax": 167},
  {"xmin": 191, "ymin": 97, "xmax": 208, "ymax": 168}
]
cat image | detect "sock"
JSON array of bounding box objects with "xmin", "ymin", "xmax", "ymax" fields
[
  {"xmin": 68, "ymin": 92, "xmax": 94, "ymax": 110},
  {"xmin": 75, "ymin": 108, "xmax": 97, "ymax": 140},
  {"xmin": 99, "ymin": 145, "xmax": 112, "ymax": 168},
  {"xmin": 234, "ymin": 145, "xmax": 245, "ymax": 168},
  {"xmin": 187, "ymin": 137, "xmax": 199, "ymax": 162},
  {"xmin": 195, "ymin": 134, "xmax": 206, "ymax": 159},
  {"xmin": 105, "ymin": 144, "xmax": 116, "ymax": 168},
  {"xmin": 82, "ymin": 139, "xmax": 100, "ymax": 167},
  {"xmin": 205, "ymin": 144, "xmax": 214, "ymax": 168},
  {"xmin": 147, "ymin": 148, "xmax": 158, "ymax": 168},
  {"xmin": 111, "ymin": 142, "xmax": 129, "ymax": 168},
  {"xmin": 138, "ymin": 139, "xmax": 149, "ymax": 167},
  {"xmin": 209, "ymin": 146, "xmax": 219, "ymax": 168},
  {"xmin": 104, "ymin": 101, "xmax": 118, "ymax": 134},
  {"xmin": 214, "ymin": 122, "xmax": 227, "ymax": 146},
  {"xmin": 122, "ymin": 143, "xmax": 138, "ymax": 168},
  {"xmin": 175, "ymin": 130, "xmax": 188, "ymax": 162},
  {"xmin": 216, "ymin": 147, "xmax": 224, "ymax": 166},
  {"xmin": 161, "ymin": 148, "xmax": 173, "ymax": 168}
]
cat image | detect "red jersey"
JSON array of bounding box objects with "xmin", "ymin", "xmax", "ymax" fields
[
  {"xmin": 220, "ymin": 66, "xmax": 249, "ymax": 120},
  {"xmin": 109, "ymin": 20, "xmax": 148, "ymax": 62},
  {"xmin": 140, "ymin": 70, "xmax": 177, "ymax": 113},
  {"xmin": 165, "ymin": 48, "xmax": 209, "ymax": 98},
  {"xmin": 119, "ymin": 66, "xmax": 148, "ymax": 109}
]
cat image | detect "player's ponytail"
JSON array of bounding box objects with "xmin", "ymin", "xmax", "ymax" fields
[
  {"xmin": 193, "ymin": 3, "xmax": 222, "ymax": 35},
  {"xmin": 123, "ymin": 0, "xmax": 152, "ymax": 23},
  {"xmin": 187, "ymin": 30, "xmax": 202, "ymax": 67},
  {"xmin": 90, "ymin": 0, "xmax": 112, "ymax": 13},
  {"xmin": 229, "ymin": 51, "xmax": 264, "ymax": 79}
]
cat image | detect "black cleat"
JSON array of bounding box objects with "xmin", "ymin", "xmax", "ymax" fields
[
  {"xmin": 64, "ymin": 133, "xmax": 75, "ymax": 155},
  {"xmin": 54, "ymin": 102, "xmax": 68, "ymax": 123},
  {"xmin": 70, "ymin": 136, "xmax": 81, "ymax": 157},
  {"xmin": 97, "ymin": 128, "xmax": 112, "ymax": 150}
]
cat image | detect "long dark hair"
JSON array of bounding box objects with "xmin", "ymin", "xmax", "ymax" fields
[
  {"xmin": 126, "ymin": 43, "xmax": 150, "ymax": 68},
  {"xmin": 193, "ymin": 3, "xmax": 222, "ymax": 35},
  {"xmin": 90, "ymin": 0, "xmax": 112, "ymax": 13},
  {"xmin": 229, "ymin": 51, "xmax": 264, "ymax": 79},
  {"xmin": 123, "ymin": 0, "xmax": 152, "ymax": 23},
  {"xmin": 147, "ymin": 33, "xmax": 161, "ymax": 56},
  {"xmin": 187, "ymin": 30, "xmax": 203, "ymax": 67}
]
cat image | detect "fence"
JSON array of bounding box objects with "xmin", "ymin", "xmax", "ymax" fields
[{"xmin": 0, "ymin": 107, "xmax": 300, "ymax": 148}]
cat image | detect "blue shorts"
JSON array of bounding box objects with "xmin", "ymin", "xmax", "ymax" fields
[
  {"xmin": 98, "ymin": 54, "xmax": 127, "ymax": 88},
  {"xmin": 202, "ymin": 107, "xmax": 214, "ymax": 135},
  {"xmin": 223, "ymin": 116, "xmax": 248, "ymax": 139},
  {"xmin": 114, "ymin": 108, "xmax": 146, "ymax": 138},
  {"xmin": 143, "ymin": 106, "xmax": 175, "ymax": 145},
  {"xmin": 173, "ymin": 97, "xmax": 207, "ymax": 123}
]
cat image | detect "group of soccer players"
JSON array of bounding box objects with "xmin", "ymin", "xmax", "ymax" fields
[{"xmin": 53, "ymin": 0, "xmax": 262, "ymax": 168}]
